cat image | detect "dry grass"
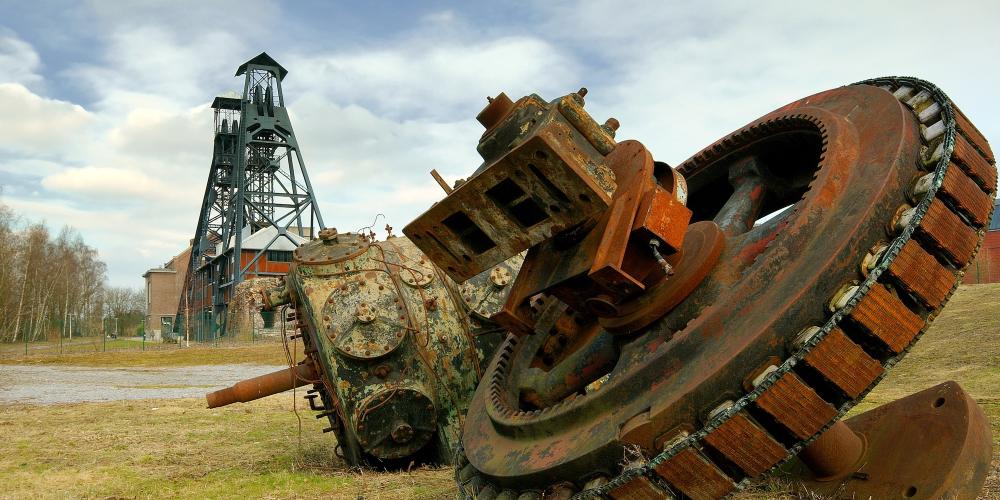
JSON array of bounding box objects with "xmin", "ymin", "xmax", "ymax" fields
[
  {"xmin": 0, "ymin": 341, "xmax": 293, "ymax": 367},
  {"xmin": 0, "ymin": 284, "xmax": 997, "ymax": 499},
  {"xmin": 0, "ymin": 396, "xmax": 454, "ymax": 499}
]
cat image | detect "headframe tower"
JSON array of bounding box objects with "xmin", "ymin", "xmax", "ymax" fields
[{"xmin": 180, "ymin": 52, "xmax": 324, "ymax": 338}]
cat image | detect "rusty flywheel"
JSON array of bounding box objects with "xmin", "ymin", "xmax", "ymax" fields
[{"xmin": 408, "ymin": 78, "xmax": 996, "ymax": 499}]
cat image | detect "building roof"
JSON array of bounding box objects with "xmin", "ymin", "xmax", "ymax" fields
[
  {"xmin": 211, "ymin": 96, "xmax": 241, "ymax": 110},
  {"xmin": 235, "ymin": 52, "xmax": 288, "ymax": 81},
  {"xmin": 216, "ymin": 225, "xmax": 307, "ymax": 255},
  {"xmin": 991, "ymin": 199, "xmax": 1000, "ymax": 232},
  {"xmin": 143, "ymin": 268, "xmax": 177, "ymax": 278}
]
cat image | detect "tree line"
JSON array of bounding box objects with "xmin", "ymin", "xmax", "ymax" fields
[{"xmin": 0, "ymin": 199, "xmax": 144, "ymax": 343}]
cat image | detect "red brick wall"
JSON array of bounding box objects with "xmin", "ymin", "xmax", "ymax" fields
[{"xmin": 964, "ymin": 230, "xmax": 1000, "ymax": 284}]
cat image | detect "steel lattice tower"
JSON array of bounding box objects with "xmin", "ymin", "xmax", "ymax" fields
[{"xmin": 180, "ymin": 52, "xmax": 324, "ymax": 339}]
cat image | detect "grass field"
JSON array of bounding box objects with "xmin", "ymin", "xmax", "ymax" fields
[
  {"xmin": 0, "ymin": 284, "xmax": 997, "ymax": 499},
  {"xmin": 0, "ymin": 341, "xmax": 294, "ymax": 367}
]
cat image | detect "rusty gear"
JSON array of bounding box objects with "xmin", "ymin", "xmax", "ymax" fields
[{"xmin": 443, "ymin": 78, "xmax": 995, "ymax": 498}]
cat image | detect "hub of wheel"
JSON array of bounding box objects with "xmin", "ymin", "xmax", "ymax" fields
[{"xmin": 405, "ymin": 78, "xmax": 996, "ymax": 499}]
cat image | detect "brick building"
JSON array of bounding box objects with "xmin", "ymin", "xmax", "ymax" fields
[
  {"xmin": 963, "ymin": 199, "xmax": 1000, "ymax": 284},
  {"xmin": 182, "ymin": 225, "xmax": 306, "ymax": 340},
  {"xmin": 143, "ymin": 246, "xmax": 191, "ymax": 341}
]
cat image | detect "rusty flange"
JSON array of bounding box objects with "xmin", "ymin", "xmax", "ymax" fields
[{"xmin": 794, "ymin": 381, "xmax": 992, "ymax": 499}]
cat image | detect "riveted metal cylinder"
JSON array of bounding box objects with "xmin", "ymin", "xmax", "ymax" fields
[{"xmin": 276, "ymin": 233, "xmax": 522, "ymax": 465}]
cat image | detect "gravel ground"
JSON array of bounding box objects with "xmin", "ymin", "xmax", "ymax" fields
[{"xmin": 0, "ymin": 364, "xmax": 285, "ymax": 403}]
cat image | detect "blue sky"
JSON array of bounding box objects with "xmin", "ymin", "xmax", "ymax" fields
[{"xmin": 1, "ymin": 0, "xmax": 998, "ymax": 287}]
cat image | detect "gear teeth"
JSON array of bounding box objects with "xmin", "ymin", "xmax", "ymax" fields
[
  {"xmin": 951, "ymin": 133, "xmax": 997, "ymax": 192},
  {"xmin": 583, "ymin": 475, "xmax": 610, "ymax": 491},
  {"xmin": 458, "ymin": 462, "xmax": 477, "ymax": 483},
  {"xmin": 828, "ymin": 283, "xmax": 861, "ymax": 312},
  {"xmin": 892, "ymin": 86, "xmax": 914, "ymax": 100},
  {"xmin": 918, "ymin": 101, "xmax": 941, "ymax": 124},
  {"xmin": 791, "ymin": 325, "xmax": 821, "ymax": 350},
  {"xmin": 886, "ymin": 240, "xmax": 956, "ymax": 309},
  {"xmin": 923, "ymin": 141, "xmax": 945, "ymax": 167},
  {"xmin": 916, "ymin": 198, "xmax": 980, "ymax": 266},
  {"xmin": 546, "ymin": 482, "xmax": 578, "ymax": 499},
  {"xmin": 802, "ymin": 327, "xmax": 883, "ymax": 399},
  {"xmin": 478, "ymin": 484, "xmax": 500, "ymax": 500},
  {"xmin": 847, "ymin": 283, "xmax": 924, "ymax": 354},
  {"xmin": 905, "ymin": 89, "xmax": 932, "ymax": 109},
  {"xmin": 939, "ymin": 165, "xmax": 995, "ymax": 227},
  {"xmin": 653, "ymin": 448, "xmax": 735, "ymax": 500},
  {"xmin": 607, "ymin": 475, "xmax": 667, "ymax": 499},
  {"xmin": 861, "ymin": 244, "xmax": 889, "ymax": 276},
  {"xmin": 952, "ymin": 104, "xmax": 994, "ymax": 162},
  {"xmin": 703, "ymin": 412, "xmax": 785, "ymax": 477},
  {"xmin": 921, "ymin": 120, "xmax": 946, "ymax": 142},
  {"xmin": 753, "ymin": 371, "xmax": 837, "ymax": 440}
]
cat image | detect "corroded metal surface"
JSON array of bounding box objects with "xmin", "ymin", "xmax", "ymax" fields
[
  {"xmin": 797, "ymin": 381, "xmax": 992, "ymax": 498},
  {"xmin": 210, "ymin": 230, "xmax": 522, "ymax": 467},
  {"xmin": 289, "ymin": 235, "xmax": 522, "ymax": 465},
  {"xmin": 207, "ymin": 363, "xmax": 318, "ymax": 409},
  {"xmin": 404, "ymin": 79, "xmax": 995, "ymax": 498}
]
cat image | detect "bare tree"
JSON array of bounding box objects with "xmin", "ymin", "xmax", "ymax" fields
[{"xmin": 0, "ymin": 198, "xmax": 109, "ymax": 343}]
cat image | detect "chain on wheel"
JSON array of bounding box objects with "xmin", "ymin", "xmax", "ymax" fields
[{"xmin": 446, "ymin": 78, "xmax": 995, "ymax": 499}]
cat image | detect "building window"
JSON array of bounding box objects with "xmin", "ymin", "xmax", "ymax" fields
[
  {"xmin": 160, "ymin": 316, "xmax": 174, "ymax": 333},
  {"xmin": 267, "ymin": 250, "xmax": 293, "ymax": 262}
]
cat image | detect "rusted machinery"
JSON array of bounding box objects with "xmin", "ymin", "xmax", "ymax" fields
[
  {"xmin": 207, "ymin": 233, "xmax": 522, "ymax": 466},
  {"xmin": 404, "ymin": 78, "xmax": 996, "ymax": 498}
]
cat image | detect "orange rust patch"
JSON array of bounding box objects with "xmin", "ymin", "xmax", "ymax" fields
[
  {"xmin": 653, "ymin": 447, "xmax": 734, "ymax": 500},
  {"xmin": 940, "ymin": 165, "xmax": 994, "ymax": 227},
  {"xmin": 703, "ymin": 412, "xmax": 785, "ymax": 476},
  {"xmin": 887, "ymin": 240, "xmax": 956, "ymax": 309},
  {"xmin": 803, "ymin": 328, "xmax": 883, "ymax": 398},
  {"xmin": 754, "ymin": 371, "xmax": 836, "ymax": 440},
  {"xmin": 917, "ymin": 199, "xmax": 980, "ymax": 267},
  {"xmin": 952, "ymin": 105, "xmax": 994, "ymax": 163},
  {"xmin": 607, "ymin": 475, "xmax": 666, "ymax": 500},
  {"xmin": 951, "ymin": 133, "xmax": 996, "ymax": 192},
  {"xmin": 847, "ymin": 284, "xmax": 924, "ymax": 354}
]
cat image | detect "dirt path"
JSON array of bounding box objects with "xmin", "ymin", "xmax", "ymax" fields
[{"xmin": 0, "ymin": 364, "xmax": 284, "ymax": 404}]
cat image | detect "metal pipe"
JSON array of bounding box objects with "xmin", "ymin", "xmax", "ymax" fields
[{"xmin": 206, "ymin": 362, "xmax": 319, "ymax": 408}]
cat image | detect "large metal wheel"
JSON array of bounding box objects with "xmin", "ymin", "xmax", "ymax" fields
[{"xmin": 456, "ymin": 78, "xmax": 996, "ymax": 499}]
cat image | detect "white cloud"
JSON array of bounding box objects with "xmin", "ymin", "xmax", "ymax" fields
[
  {"xmin": 287, "ymin": 36, "xmax": 579, "ymax": 120},
  {"xmin": 41, "ymin": 166, "xmax": 169, "ymax": 200},
  {"xmin": 0, "ymin": 83, "xmax": 92, "ymax": 156},
  {"xmin": 3, "ymin": 0, "xmax": 999, "ymax": 288},
  {"xmin": 0, "ymin": 30, "xmax": 42, "ymax": 87},
  {"xmin": 106, "ymin": 105, "xmax": 212, "ymax": 163}
]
